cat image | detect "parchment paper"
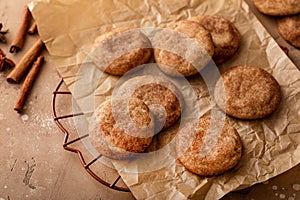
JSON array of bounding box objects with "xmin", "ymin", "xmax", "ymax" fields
[{"xmin": 29, "ymin": 0, "xmax": 300, "ymax": 199}]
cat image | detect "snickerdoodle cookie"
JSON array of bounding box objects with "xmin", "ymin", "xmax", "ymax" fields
[
  {"xmin": 189, "ymin": 15, "xmax": 241, "ymax": 65},
  {"xmin": 278, "ymin": 14, "xmax": 300, "ymax": 48},
  {"xmin": 92, "ymin": 27, "xmax": 152, "ymax": 75},
  {"xmin": 214, "ymin": 66, "xmax": 281, "ymax": 120},
  {"xmin": 154, "ymin": 20, "xmax": 214, "ymax": 77},
  {"xmin": 253, "ymin": 0, "xmax": 300, "ymax": 16},
  {"xmin": 89, "ymin": 98, "xmax": 154, "ymax": 160},
  {"xmin": 115, "ymin": 75, "xmax": 184, "ymax": 132},
  {"xmin": 176, "ymin": 116, "xmax": 242, "ymax": 176}
]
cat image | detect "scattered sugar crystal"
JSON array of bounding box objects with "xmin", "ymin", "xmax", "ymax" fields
[
  {"xmin": 0, "ymin": 114, "xmax": 5, "ymax": 120},
  {"xmin": 21, "ymin": 114, "xmax": 29, "ymax": 122},
  {"xmin": 292, "ymin": 184, "xmax": 300, "ymax": 191},
  {"xmin": 275, "ymin": 193, "xmax": 279, "ymax": 196},
  {"xmin": 272, "ymin": 185, "xmax": 278, "ymax": 190},
  {"xmin": 288, "ymin": 197, "xmax": 295, "ymax": 200},
  {"xmin": 279, "ymin": 194, "xmax": 286, "ymax": 199},
  {"xmin": 6, "ymin": 127, "xmax": 10, "ymax": 132}
]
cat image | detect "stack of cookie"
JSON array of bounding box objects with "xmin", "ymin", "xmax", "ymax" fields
[
  {"xmin": 89, "ymin": 14, "xmax": 282, "ymax": 177},
  {"xmin": 253, "ymin": 0, "xmax": 300, "ymax": 49},
  {"xmin": 89, "ymin": 75, "xmax": 184, "ymax": 160}
]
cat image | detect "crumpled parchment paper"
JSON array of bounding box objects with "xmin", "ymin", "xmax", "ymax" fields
[{"xmin": 29, "ymin": 0, "xmax": 300, "ymax": 199}]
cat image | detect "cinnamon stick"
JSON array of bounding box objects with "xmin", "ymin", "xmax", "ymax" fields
[
  {"xmin": 28, "ymin": 22, "xmax": 37, "ymax": 35},
  {"xmin": 7, "ymin": 39, "xmax": 44, "ymax": 84},
  {"xmin": 14, "ymin": 56, "xmax": 45, "ymax": 113},
  {"xmin": 10, "ymin": 6, "xmax": 32, "ymax": 53}
]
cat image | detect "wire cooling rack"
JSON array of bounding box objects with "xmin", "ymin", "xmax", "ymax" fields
[{"xmin": 52, "ymin": 79, "xmax": 130, "ymax": 192}]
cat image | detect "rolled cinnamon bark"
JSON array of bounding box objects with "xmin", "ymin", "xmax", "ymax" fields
[
  {"xmin": 7, "ymin": 39, "xmax": 44, "ymax": 83},
  {"xmin": 14, "ymin": 56, "xmax": 45, "ymax": 113},
  {"xmin": 10, "ymin": 6, "xmax": 32, "ymax": 53},
  {"xmin": 28, "ymin": 22, "xmax": 37, "ymax": 35}
]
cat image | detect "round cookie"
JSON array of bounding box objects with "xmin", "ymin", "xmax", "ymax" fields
[
  {"xmin": 253, "ymin": 0, "xmax": 300, "ymax": 16},
  {"xmin": 89, "ymin": 98, "xmax": 154, "ymax": 160},
  {"xmin": 278, "ymin": 14, "xmax": 300, "ymax": 49},
  {"xmin": 91, "ymin": 27, "xmax": 152, "ymax": 76},
  {"xmin": 189, "ymin": 15, "xmax": 241, "ymax": 65},
  {"xmin": 154, "ymin": 20, "xmax": 214, "ymax": 77},
  {"xmin": 214, "ymin": 66, "xmax": 281, "ymax": 120},
  {"xmin": 115, "ymin": 75, "xmax": 184, "ymax": 132},
  {"xmin": 176, "ymin": 116, "xmax": 242, "ymax": 176}
]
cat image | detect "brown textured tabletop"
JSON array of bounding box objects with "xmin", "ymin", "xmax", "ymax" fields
[{"xmin": 0, "ymin": 0, "xmax": 299, "ymax": 199}]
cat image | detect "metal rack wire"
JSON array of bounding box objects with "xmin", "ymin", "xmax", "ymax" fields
[{"xmin": 52, "ymin": 79, "xmax": 130, "ymax": 192}]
